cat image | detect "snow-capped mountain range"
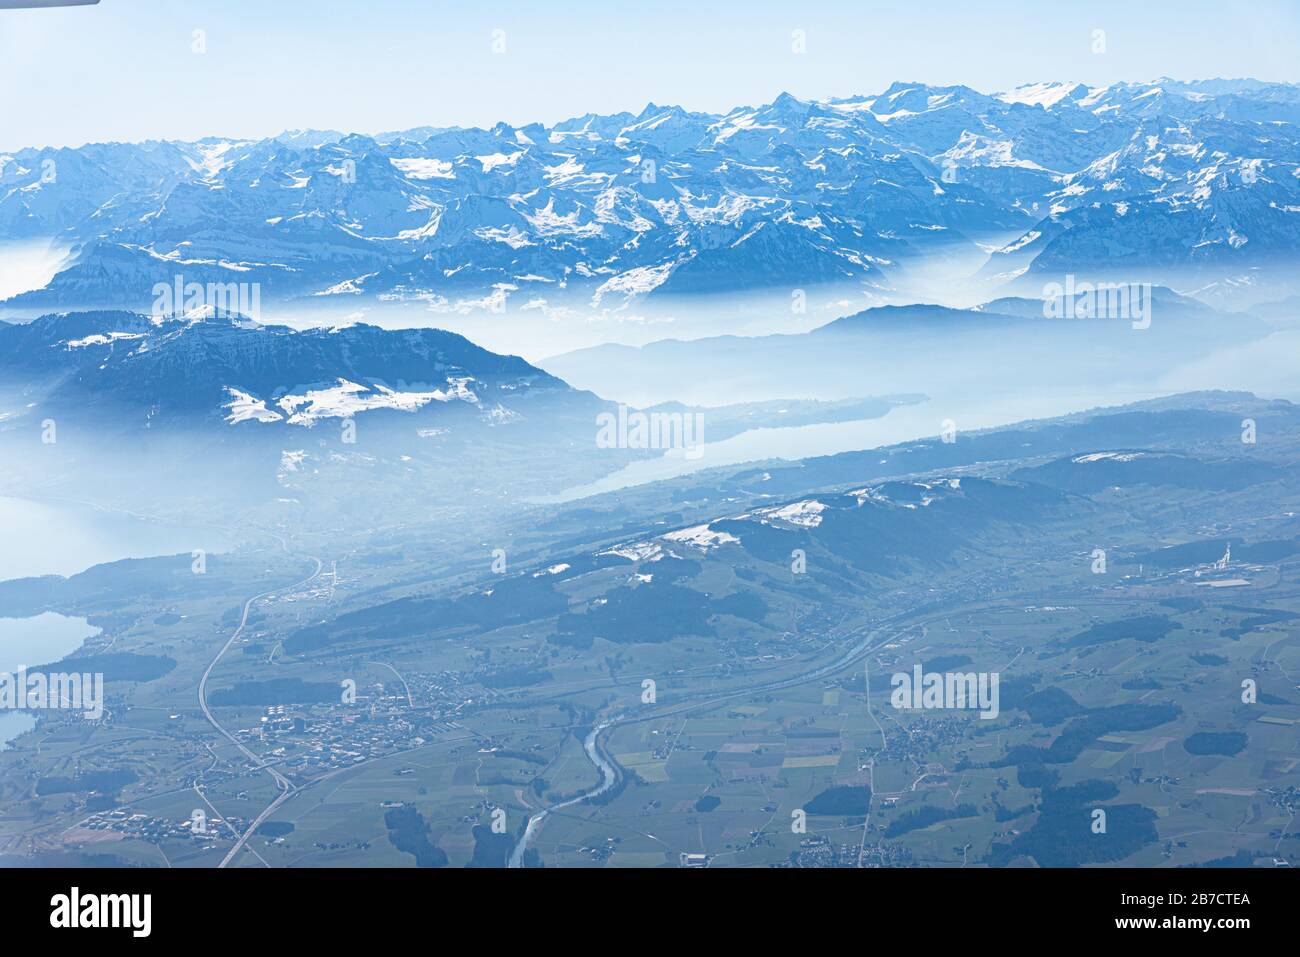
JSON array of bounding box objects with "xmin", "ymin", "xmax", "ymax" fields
[
  {"xmin": 0, "ymin": 309, "xmax": 581, "ymax": 431},
  {"xmin": 3, "ymin": 77, "xmax": 1299, "ymax": 315}
]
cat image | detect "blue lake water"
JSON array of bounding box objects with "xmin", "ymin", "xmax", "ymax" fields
[
  {"xmin": 0, "ymin": 612, "xmax": 101, "ymax": 747},
  {"xmin": 0, "ymin": 495, "xmax": 232, "ymax": 582},
  {"xmin": 0, "ymin": 496, "xmax": 224, "ymax": 748},
  {"xmin": 540, "ymin": 388, "xmax": 1163, "ymax": 503}
]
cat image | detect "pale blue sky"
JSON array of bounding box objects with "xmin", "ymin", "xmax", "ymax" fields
[{"xmin": 2, "ymin": 0, "xmax": 1298, "ymax": 151}]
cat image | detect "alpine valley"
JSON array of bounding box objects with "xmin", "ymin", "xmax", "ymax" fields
[{"xmin": 0, "ymin": 73, "xmax": 1297, "ymax": 875}]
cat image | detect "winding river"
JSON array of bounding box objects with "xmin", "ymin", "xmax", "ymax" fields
[{"xmin": 506, "ymin": 609, "xmax": 913, "ymax": 867}]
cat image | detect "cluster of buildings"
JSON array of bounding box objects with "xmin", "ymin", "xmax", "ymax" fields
[
  {"xmin": 230, "ymin": 671, "xmax": 477, "ymax": 780},
  {"xmin": 76, "ymin": 808, "xmax": 249, "ymax": 847}
]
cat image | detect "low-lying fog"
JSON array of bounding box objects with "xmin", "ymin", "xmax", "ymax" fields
[
  {"xmin": 0, "ymin": 496, "xmax": 234, "ymax": 582},
  {"xmin": 0, "ymin": 239, "xmax": 72, "ymax": 303}
]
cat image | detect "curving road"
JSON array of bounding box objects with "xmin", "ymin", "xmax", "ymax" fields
[{"xmin": 197, "ymin": 555, "xmax": 322, "ymax": 868}]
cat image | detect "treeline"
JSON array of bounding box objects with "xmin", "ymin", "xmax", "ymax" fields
[
  {"xmin": 883, "ymin": 803, "xmax": 977, "ymax": 837},
  {"xmin": 987, "ymin": 780, "xmax": 1158, "ymax": 867}
]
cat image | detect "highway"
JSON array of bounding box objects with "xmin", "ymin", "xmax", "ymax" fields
[{"xmin": 197, "ymin": 555, "xmax": 322, "ymax": 868}]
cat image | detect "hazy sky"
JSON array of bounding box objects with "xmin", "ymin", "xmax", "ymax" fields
[{"xmin": 2, "ymin": 0, "xmax": 1298, "ymax": 150}]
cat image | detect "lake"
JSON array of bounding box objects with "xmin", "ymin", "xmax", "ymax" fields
[
  {"xmin": 0, "ymin": 495, "xmax": 233, "ymax": 582},
  {"xmin": 539, "ymin": 387, "xmax": 1163, "ymax": 503},
  {"xmin": 0, "ymin": 611, "xmax": 100, "ymax": 748}
]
